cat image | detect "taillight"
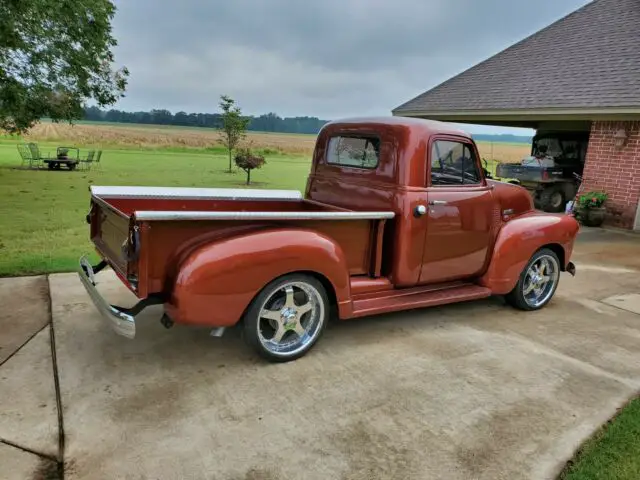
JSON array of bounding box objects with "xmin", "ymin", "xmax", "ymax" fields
[{"xmin": 542, "ymin": 170, "xmax": 549, "ymax": 180}]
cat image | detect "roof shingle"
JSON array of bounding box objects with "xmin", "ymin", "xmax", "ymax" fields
[{"xmin": 393, "ymin": 0, "xmax": 640, "ymax": 115}]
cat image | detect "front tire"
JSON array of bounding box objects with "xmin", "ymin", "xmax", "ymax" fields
[
  {"xmin": 505, "ymin": 248, "xmax": 561, "ymax": 311},
  {"xmin": 243, "ymin": 274, "xmax": 329, "ymax": 362}
]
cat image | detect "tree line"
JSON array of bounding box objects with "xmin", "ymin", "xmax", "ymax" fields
[{"xmin": 83, "ymin": 106, "xmax": 329, "ymax": 135}]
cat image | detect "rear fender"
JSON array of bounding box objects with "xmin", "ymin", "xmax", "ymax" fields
[
  {"xmin": 479, "ymin": 213, "xmax": 579, "ymax": 294},
  {"xmin": 165, "ymin": 228, "xmax": 351, "ymax": 327}
]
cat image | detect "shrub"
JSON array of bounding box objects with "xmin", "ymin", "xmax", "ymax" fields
[
  {"xmin": 577, "ymin": 191, "xmax": 608, "ymax": 209},
  {"xmin": 234, "ymin": 148, "xmax": 266, "ymax": 185}
]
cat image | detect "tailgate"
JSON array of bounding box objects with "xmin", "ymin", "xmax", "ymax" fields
[{"xmin": 89, "ymin": 197, "xmax": 132, "ymax": 279}]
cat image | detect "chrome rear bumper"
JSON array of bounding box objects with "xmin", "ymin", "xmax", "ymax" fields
[{"xmin": 78, "ymin": 255, "xmax": 136, "ymax": 339}]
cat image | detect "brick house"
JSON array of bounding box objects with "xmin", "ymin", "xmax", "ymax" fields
[{"xmin": 392, "ymin": 0, "xmax": 640, "ymax": 230}]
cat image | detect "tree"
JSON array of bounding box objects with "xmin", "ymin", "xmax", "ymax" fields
[
  {"xmin": 0, "ymin": 0, "xmax": 128, "ymax": 134},
  {"xmin": 150, "ymin": 109, "xmax": 172, "ymax": 125},
  {"xmin": 235, "ymin": 148, "xmax": 266, "ymax": 185},
  {"xmin": 218, "ymin": 95, "xmax": 250, "ymax": 172}
]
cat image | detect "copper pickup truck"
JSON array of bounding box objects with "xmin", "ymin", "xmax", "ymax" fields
[{"xmin": 79, "ymin": 117, "xmax": 579, "ymax": 362}]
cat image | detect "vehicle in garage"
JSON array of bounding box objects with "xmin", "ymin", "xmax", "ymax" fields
[
  {"xmin": 495, "ymin": 130, "xmax": 589, "ymax": 212},
  {"xmin": 79, "ymin": 117, "xmax": 579, "ymax": 362}
]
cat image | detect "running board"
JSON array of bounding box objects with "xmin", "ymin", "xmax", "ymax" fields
[{"xmin": 350, "ymin": 284, "xmax": 492, "ymax": 318}]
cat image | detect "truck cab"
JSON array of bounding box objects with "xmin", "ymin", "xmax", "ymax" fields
[
  {"xmin": 79, "ymin": 117, "xmax": 579, "ymax": 362},
  {"xmin": 307, "ymin": 117, "xmax": 512, "ymax": 288}
]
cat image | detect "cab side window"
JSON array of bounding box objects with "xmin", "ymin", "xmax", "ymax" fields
[{"xmin": 430, "ymin": 140, "xmax": 481, "ymax": 185}]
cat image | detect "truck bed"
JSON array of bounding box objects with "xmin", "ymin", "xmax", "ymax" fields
[{"xmin": 88, "ymin": 186, "xmax": 394, "ymax": 297}]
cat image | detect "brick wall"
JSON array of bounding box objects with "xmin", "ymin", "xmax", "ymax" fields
[{"xmin": 580, "ymin": 120, "xmax": 640, "ymax": 229}]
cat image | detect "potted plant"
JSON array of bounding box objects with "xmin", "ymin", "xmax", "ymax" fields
[{"xmin": 575, "ymin": 191, "xmax": 608, "ymax": 227}]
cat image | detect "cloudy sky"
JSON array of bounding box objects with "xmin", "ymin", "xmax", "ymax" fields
[{"xmin": 110, "ymin": 0, "xmax": 589, "ymax": 134}]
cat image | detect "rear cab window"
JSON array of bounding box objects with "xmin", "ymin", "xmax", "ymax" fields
[
  {"xmin": 430, "ymin": 140, "xmax": 482, "ymax": 186},
  {"xmin": 327, "ymin": 136, "xmax": 380, "ymax": 169}
]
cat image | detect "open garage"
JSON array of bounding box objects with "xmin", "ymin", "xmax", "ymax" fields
[{"xmin": 393, "ymin": 0, "xmax": 640, "ymax": 230}]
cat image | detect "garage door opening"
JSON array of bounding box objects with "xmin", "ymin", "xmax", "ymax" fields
[{"xmin": 496, "ymin": 129, "xmax": 591, "ymax": 212}]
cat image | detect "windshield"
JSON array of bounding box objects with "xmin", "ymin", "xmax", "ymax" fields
[
  {"xmin": 531, "ymin": 135, "xmax": 587, "ymax": 164},
  {"xmin": 533, "ymin": 137, "xmax": 562, "ymax": 157}
]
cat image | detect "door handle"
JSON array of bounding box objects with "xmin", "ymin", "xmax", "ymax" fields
[{"xmin": 428, "ymin": 200, "xmax": 448, "ymax": 206}]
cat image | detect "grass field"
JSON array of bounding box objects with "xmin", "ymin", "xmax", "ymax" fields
[{"xmin": 0, "ymin": 141, "xmax": 313, "ymax": 276}]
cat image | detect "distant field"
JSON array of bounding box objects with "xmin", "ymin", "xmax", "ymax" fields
[
  {"xmin": 19, "ymin": 121, "xmax": 318, "ymax": 155},
  {"xmin": 14, "ymin": 120, "xmax": 530, "ymax": 163}
]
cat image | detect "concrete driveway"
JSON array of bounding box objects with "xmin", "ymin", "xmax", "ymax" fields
[{"xmin": 1, "ymin": 228, "xmax": 639, "ymax": 480}]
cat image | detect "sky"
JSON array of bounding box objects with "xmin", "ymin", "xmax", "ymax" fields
[{"xmin": 110, "ymin": 0, "xmax": 590, "ymax": 135}]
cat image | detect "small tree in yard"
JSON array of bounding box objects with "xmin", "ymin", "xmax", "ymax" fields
[
  {"xmin": 218, "ymin": 95, "xmax": 250, "ymax": 173},
  {"xmin": 235, "ymin": 148, "xmax": 266, "ymax": 185}
]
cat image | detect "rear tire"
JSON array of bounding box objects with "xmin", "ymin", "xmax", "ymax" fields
[
  {"xmin": 243, "ymin": 274, "xmax": 329, "ymax": 362},
  {"xmin": 539, "ymin": 185, "xmax": 565, "ymax": 212},
  {"xmin": 505, "ymin": 248, "xmax": 561, "ymax": 311}
]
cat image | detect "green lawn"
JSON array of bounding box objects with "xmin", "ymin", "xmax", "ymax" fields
[
  {"xmin": 560, "ymin": 397, "xmax": 640, "ymax": 480},
  {"xmin": 0, "ymin": 141, "xmax": 311, "ymax": 276}
]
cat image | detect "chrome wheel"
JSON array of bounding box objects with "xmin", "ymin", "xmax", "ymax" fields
[
  {"xmin": 256, "ymin": 280, "xmax": 325, "ymax": 358},
  {"xmin": 522, "ymin": 254, "xmax": 559, "ymax": 308}
]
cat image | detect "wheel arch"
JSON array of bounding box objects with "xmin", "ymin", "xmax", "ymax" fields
[
  {"xmin": 479, "ymin": 213, "xmax": 579, "ymax": 294},
  {"xmin": 165, "ymin": 228, "xmax": 351, "ymax": 328},
  {"xmin": 538, "ymin": 243, "xmax": 565, "ymax": 271},
  {"xmin": 296, "ymin": 270, "xmax": 339, "ymax": 313}
]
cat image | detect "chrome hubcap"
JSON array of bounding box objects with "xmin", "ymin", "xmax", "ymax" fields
[
  {"xmin": 257, "ymin": 282, "xmax": 324, "ymax": 357},
  {"xmin": 523, "ymin": 254, "xmax": 559, "ymax": 308}
]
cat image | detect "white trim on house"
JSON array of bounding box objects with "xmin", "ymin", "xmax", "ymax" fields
[
  {"xmin": 392, "ymin": 108, "xmax": 640, "ymax": 128},
  {"xmin": 393, "ymin": 107, "xmax": 640, "ymax": 118}
]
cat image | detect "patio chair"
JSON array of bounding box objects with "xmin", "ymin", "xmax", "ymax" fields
[
  {"xmin": 17, "ymin": 143, "xmax": 34, "ymax": 168},
  {"xmin": 79, "ymin": 150, "xmax": 95, "ymax": 171},
  {"xmin": 94, "ymin": 150, "xmax": 103, "ymax": 170},
  {"xmin": 26, "ymin": 143, "xmax": 52, "ymax": 169}
]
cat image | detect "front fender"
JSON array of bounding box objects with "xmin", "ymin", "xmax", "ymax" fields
[
  {"xmin": 165, "ymin": 228, "xmax": 351, "ymax": 327},
  {"xmin": 479, "ymin": 213, "xmax": 579, "ymax": 294}
]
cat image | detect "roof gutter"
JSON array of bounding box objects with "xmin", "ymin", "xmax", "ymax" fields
[{"xmin": 392, "ymin": 107, "xmax": 640, "ymax": 121}]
